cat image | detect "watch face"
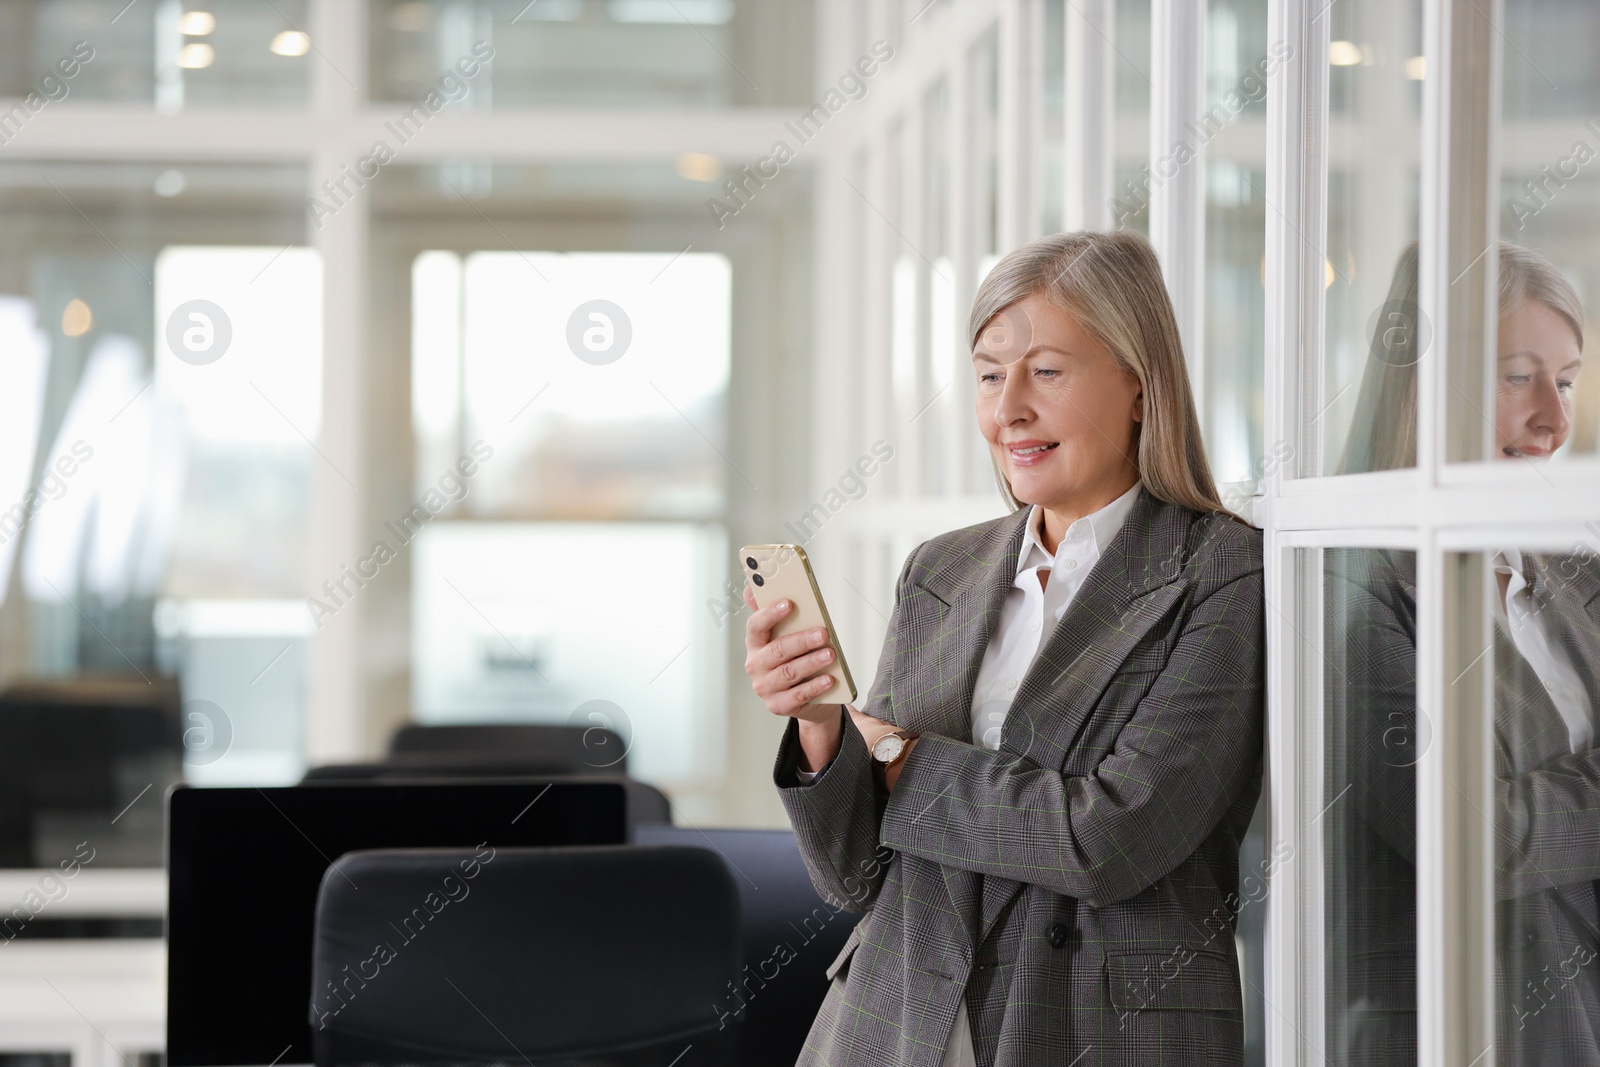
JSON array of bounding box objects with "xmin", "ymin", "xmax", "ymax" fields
[{"xmin": 872, "ymin": 734, "xmax": 905, "ymax": 763}]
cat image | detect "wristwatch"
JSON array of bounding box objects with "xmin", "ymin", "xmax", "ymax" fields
[{"xmin": 870, "ymin": 728, "xmax": 920, "ymax": 769}]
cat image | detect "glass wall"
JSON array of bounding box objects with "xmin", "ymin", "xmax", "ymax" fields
[{"xmin": 0, "ymin": 161, "xmax": 313, "ymax": 784}]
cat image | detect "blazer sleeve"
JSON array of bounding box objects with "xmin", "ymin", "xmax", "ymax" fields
[
  {"xmin": 1495, "ymin": 751, "xmax": 1600, "ymax": 898},
  {"xmin": 772, "ymin": 545, "xmax": 920, "ymax": 913},
  {"xmin": 877, "ymin": 565, "xmax": 1265, "ymax": 909}
]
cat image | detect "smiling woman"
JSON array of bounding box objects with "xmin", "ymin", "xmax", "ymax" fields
[{"xmin": 745, "ymin": 229, "xmax": 1266, "ymax": 1067}]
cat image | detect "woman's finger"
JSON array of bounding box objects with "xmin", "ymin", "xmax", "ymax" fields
[
  {"xmin": 761, "ymin": 625, "xmax": 831, "ymax": 675},
  {"xmin": 771, "ymin": 673, "xmax": 837, "ymax": 717},
  {"xmin": 743, "ymin": 595, "xmax": 791, "ymax": 651}
]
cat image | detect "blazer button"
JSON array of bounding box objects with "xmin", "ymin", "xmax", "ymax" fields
[{"xmin": 1048, "ymin": 923, "xmax": 1071, "ymax": 949}]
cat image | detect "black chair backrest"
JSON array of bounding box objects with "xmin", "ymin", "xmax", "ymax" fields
[
  {"xmin": 309, "ymin": 845, "xmax": 739, "ymax": 1066},
  {"xmin": 300, "ymin": 762, "xmax": 672, "ymax": 828},
  {"xmin": 633, "ymin": 826, "xmax": 861, "ymax": 1066},
  {"xmin": 0, "ymin": 676, "xmax": 182, "ymax": 866},
  {"xmin": 389, "ymin": 723, "xmax": 627, "ymax": 775}
]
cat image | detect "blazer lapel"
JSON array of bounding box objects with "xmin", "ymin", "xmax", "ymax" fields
[
  {"xmin": 976, "ymin": 490, "xmax": 1195, "ymax": 944},
  {"xmin": 901, "ymin": 506, "xmax": 1033, "ymax": 741},
  {"xmin": 898, "ymin": 506, "xmax": 1029, "ymax": 947}
]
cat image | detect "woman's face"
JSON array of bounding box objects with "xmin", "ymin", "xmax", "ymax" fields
[
  {"xmin": 972, "ymin": 292, "xmax": 1143, "ymax": 513},
  {"xmin": 1495, "ymin": 299, "xmax": 1581, "ymax": 459}
]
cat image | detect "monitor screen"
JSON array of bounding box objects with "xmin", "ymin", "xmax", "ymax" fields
[{"xmin": 166, "ymin": 780, "xmax": 627, "ymax": 1066}]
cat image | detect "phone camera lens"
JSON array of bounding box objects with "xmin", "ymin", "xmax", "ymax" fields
[
  {"xmin": 744, "ymin": 556, "xmax": 758, "ymax": 570},
  {"xmin": 751, "ymin": 573, "xmax": 765, "ymax": 587}
]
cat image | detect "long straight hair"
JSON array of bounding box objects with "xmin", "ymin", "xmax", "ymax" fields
[
  {"xmin": 969, "ymin": 230, "xmax": 1235, "ymax": 519},
  {"xmin": 1338, "ymin": 240, "xmax": 1585, "ymax": 473}
]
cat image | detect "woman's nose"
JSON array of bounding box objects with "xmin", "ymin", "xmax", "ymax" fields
[
  {"xmin": 992, "ymin": 366, "xmax": 1033, "ymax": 425},
  {"xmin": 1528, "ymin": 376, "xmax": 1571, "ymax": 439}
]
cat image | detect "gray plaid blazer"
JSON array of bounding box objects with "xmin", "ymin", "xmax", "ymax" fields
[{"xmin": 773, "ymin": 488, "xmax": 1265, "ymax": 1067}]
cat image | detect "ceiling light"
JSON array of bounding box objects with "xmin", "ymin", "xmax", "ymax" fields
[
  {"xmin": 177, "ymin": 42, "xmax": 214, "ymax": 69},
  {"xmin": 154, "ymin": 169, "xmax": 188, "ymax": 197},
  {"xmin": 62, "ymin": 299, "xmax": 93, "ymax": 338},
  {"xmin": 1404, "ymin": 55, "xmax": 1425, "ymax": 80},
  {"xmin": 1328, "ymin": 40, "xmax": 1362, "ymax": 66},
  {"xmin": 675, "ymin": 152, "xmax": 723, "ymax": 183},
  {"xmin": 390, "ymin": 2, "xmax": 431, "ymax": 31},
  {"xmin": 270, "ymin": 31, "xmax": 310, "ymax": 56},
  {"xmin": 178, "ymin": 11, "xmax": 215, "ymax": 35}
]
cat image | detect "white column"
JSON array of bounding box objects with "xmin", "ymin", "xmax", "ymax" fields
[
  {"xmin": 1148, "ymin": 0, "xmax": 1207, "ymax": 386},
  {"xmin": 305, "ymin": 0, "xmax": 370, "ymax": 762},
  {"xmin": 1064, "ymin": 0, "xmax": 1116, "ymax": 232}
]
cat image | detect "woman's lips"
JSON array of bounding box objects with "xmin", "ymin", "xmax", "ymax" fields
[
  {"xmin": 1007, "ymin": 442, "xmax": 1059, "ymax": 465},
  {"xmin": 1503, "ymin": 443, "xmax": 1550, "ymax": 457}
]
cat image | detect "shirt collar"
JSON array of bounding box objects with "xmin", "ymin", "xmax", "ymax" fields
[{"xmin": 1017, "ymin": 480, "xmax": 1143, "ymax": 573}]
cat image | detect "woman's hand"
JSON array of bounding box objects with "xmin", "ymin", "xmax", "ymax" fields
[
  {"xmin": 743, "ymin": 585, "xmax": 848, "ymax": 771},
  {"xmin": 848, "ymin": 706, "xmax": 917, "ymax": 790}
]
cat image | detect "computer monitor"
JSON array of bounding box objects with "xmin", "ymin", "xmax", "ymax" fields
[
  {"xmin": 166, "ymin": 780, "xmax": 627, "ymax": 1066},
  {"xmin": 0, "ymin": 677, "xmax": 182, "ymax": 867}
]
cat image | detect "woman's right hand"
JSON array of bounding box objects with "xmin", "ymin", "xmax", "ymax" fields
[{"xmin": 742, "ymin": 585, "xmax": 843, "ymax": 723}]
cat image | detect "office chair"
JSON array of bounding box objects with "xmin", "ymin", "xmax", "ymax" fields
[
  {"xmin": 389, "ymin": 722, "xmax": 628, "ymax": 775},
  {"xmin": 634, "ymin": 826, "xmax": 861, "ymax": 1065},
  {"xmin": 309, "ymin": 844, "xmax": 740, "ymax": 1067}
]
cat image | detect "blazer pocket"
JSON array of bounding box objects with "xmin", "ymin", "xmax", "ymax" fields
[
  {"xmin": 826, "ymin": 923, "xmax": 864, "ymax": 982},
  {"xmin": 1104, "ymin": 950, "xmax": 1240, "ymax": 1013}
]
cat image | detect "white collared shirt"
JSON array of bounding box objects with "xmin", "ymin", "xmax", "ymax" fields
[
  {"xmin": 1492, "ymin": 548, "xmax": 1593, "ymax": 753},
  {"xmin": 968, "ymin": 479, "xmax": 1143, "ymax": 750}
]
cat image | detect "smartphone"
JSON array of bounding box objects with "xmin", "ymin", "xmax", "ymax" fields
[{"xmin": 739, "ymin": 544, "xmax": 857, "ymax": 705}]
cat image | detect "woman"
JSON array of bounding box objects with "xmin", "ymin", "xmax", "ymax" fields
[
  {"xmin": 743, "ymin": 230, "xmax": 1266, "ymax": 1066},
  {"xmin": 1327, "ymin": 240, "xmax": 1595, "ymax": 1064}
]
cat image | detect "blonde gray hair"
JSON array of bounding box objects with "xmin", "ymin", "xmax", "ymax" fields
[
  {"xmin": 1339, "ymin": 240, "xmax": 1585, "ymax": 473},
  {"xmin": 969, "ymin": 230, "xmax": 1233, "ymax": 518}
]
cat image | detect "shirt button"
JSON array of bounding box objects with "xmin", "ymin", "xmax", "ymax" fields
[
  {"xmin": 1006, "ymin": 678, "xmax": 1018, "ymax": 691},
  {"xmin": 1030, "ymin": 620, "xmax": 1040, "ymax": 632},
  {"xmin": 1062, "ymin": 559, "xmax": 1078, "ymax": 570}
]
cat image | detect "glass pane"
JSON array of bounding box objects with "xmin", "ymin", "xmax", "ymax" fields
[
  {"xmin": 1040, "ymin": 0, "xmax": 1066, "ymax": 235},
  {"xmin": 1320, "ymin": 0, "xmax": 1424, "ymax": 475},
  {"xmin": 410, "ymin": 246, "xmax": 731, "ymax": 518},
  {"xmin": 1110, "ymin": 0, "xmax": 1152, "ymax": 235},
  {"xmin": 368, "ymin": 0, "xmax": 814, "ymax": 108},
  {"xmin": 1323, "ymin": 546, "xmax": 1420, "ymax": 1064},
  {"xmin": 1490, "ymin": 0, "xmax": 1597, "ymax": 460},
  {"xmin": 0, "ymin": 0, "xmax": 311, "ymax": 108},
  {"xmin": 1204, "ymin": 0, "xmax": 1269, "ymax": 493},
  {"xmin": 1480, "ymin": 543, "xmax": 1600, "ymax": 1057},
  {"xmin": 411, "ymin": 521, "xmax": 727, "ymax": 789},
  {"xmin": 0, "ymin": 160, "xmax": 314, "ymax": 786}
]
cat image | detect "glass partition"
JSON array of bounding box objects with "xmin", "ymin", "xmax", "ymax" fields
[
  {"xmin": 1319, "ymin": 0, "xmax": 1424, "ymax": 476},
  {"xmin": 1471, "ymin": 543, "xmax": 1600, "ymax": 1057},
  {"xmin": 1487, "ymin": 0, "xmax": 1597, "ymax": 461},
  {"xmin": 0, "ymin": 160, "xmax": 314, "ymax": 784},
  {"xmin": 367, "ymin": 0, "xmax": 814, "ymax": 108},
  {"xmin": 0, "ymin": 0, "xmax": 312, "ymax": 108},
  {"xmin": 1322, "ymin": 546, "xmax": 1420, "ymax": 1065}
]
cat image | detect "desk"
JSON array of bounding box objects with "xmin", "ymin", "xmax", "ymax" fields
[{"xmin": 0, "ymin": 870, "xmax": 165, "ymax": 1067}]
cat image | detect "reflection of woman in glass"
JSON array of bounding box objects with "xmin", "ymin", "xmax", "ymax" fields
[{"xmin": 1334, "ymin": 241, "xmax": 1596, "ymax": 1064}]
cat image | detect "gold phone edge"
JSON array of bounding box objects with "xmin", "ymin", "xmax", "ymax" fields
[{"xmin": 740, "ymin": 543, "xmax": 858, "ymax": 704}]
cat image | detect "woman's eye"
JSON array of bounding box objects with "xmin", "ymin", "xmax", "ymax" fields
[
  {"xmin": 1558, "ymin": 379, "xmax": 1576, "ymax": 394},
  {"xmin": 1035, "ymin": 367, "xmax": 1059, "ymax": 378},
  {"xmin": 978, "ymin": 372, "xmax": 1000, "ymax": 384},
  {"xmin": 1504, "ymin": 374, "xmax": 1532, "ymax": 386}
]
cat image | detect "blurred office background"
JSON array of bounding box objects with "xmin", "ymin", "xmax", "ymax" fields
[{"xmin": 0, "ymin": 0, "xmax": 1598, "ymax": 1063}]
